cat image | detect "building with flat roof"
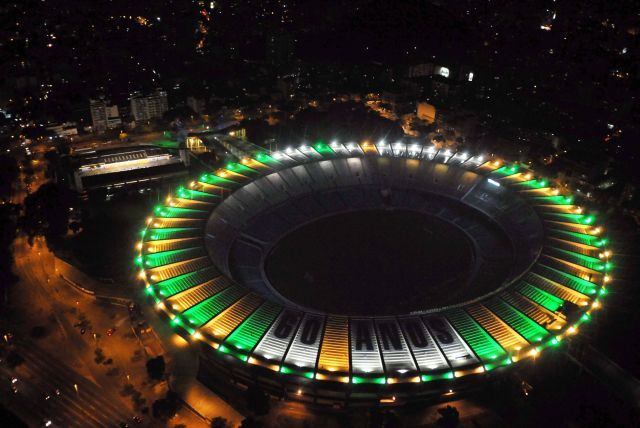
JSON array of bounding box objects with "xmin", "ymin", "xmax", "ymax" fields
[
  {"xmin": 89, "ymin": 97, "xmax": 122, "ymax": 133},
  {"xmin": 69, "ymin": 145, "xmax": 187, "ymax": 192},
  {"xmin": 130, "ymin": 89, "xmax": 169, "ymax": 122}
]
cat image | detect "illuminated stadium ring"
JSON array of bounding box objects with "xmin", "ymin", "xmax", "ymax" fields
[{"xmin": 137, "ymin": 141, "xmax": 611, "ymax": 399}]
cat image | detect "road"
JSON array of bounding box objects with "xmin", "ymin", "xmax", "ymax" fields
[{"xmin": 2, "ymin": 341, "xmax": 135, "ymax": 427}]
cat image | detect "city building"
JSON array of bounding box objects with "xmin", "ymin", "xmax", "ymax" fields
[
  {"xmin": 45, "ymin": 121, "xmax": 79, "ymax": 137},
  {"xmin": 186, "ymin": 96, "xmax": 206, "ymax": 115},
  {"xmin": 89, "ymin": 97, "xmax": 122, "ymax": 133},
  {"xmin": 130, "ymin": 89, "xmax": 169, "ymax": 122}
]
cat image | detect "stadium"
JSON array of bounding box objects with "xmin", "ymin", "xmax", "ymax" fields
[{"xmin": 136, "ymin": 141, "xmax": 611, "ymax": 407}]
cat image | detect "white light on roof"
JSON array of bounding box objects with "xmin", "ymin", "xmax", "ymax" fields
[
  {"xmin": 285, "ymin": 146, "xmax": 294, "ymax": 154},
  {"xmin": 444, "ymin": 150, "xmax": 452, "ymax": 156},
  {"xmin": 330, "ymin": 140, "xmax": 338, "ymax": 147},
  {"xmin": 378, "ymin": 140, "xmax": 386, "ymax": 145},
  {"xmin": 427, "ymin": 146, "xmax": 436, "ymax": 153},
  {"xmin": 272, "ymin": 151, "xmax": 283, "ymax": 159},
  {"xmin": 347, "ymin": 143, "xmax": 356, "ymax": 149},
  {"xmin": 488, "ymin": 178, "xmax": 501, "ymax": 187},
  {"xmin": 397, "ymin": 369, "xmax": 408, "ymax": 374},
  {"xmin": 461, "ymin": 152, "xmax": 469, "ymax": 158},
  {"xmin": 478, "ymin": 155, "xmax": 484, "ymax": 162}
]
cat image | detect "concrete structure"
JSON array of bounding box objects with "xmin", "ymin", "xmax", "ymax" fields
[
  {"xmin": 130, "ymin": 89, "xmax": 169, "ymax": 122},
  {"xmin": 69, "ymin": 145, "xmax": 187, "ymax": 192},
  {"xmin": 89, "ymin": 97, "xmax": 122, "ymax": 133},
  {"xmin": 136, "ymin": 142, "xmax": 612, "ymax": 407}
]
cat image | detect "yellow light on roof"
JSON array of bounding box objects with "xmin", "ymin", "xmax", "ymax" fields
[
  {"xmin": 567, "ymin": 326, "xmax": 578, "ymax": 335},
  {"xmin": 138, "ymin": 271, "xmax": 146, "ymax": 279},
  {"xmin": 136, "ymin": 242, "xmax": 143, "ymax": 250}
]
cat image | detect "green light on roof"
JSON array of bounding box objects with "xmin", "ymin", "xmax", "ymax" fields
[
  {"xmin": 538, "ymin": 180, "xmax": 548, "ymax": 187},
  {"xmin": 256, "ymin": 152, "xmax": 268, "ymax": 161},
  {"xmin": 135, "ymin": 256, "xmax": 142, "ymax": 266},
  {"xmin": 171, "ymin": 317, "xmax": 182, "ymax": 326},
  {"xmin": 583, "ymin": 216, "xmax": 595, "ymax": 225},
  {"xmin": 490, "ymin": 354, "xmax": 497, "ymax": 360},
  {"xmin": 218, "ymin": 345, "xmax": 229, "ymax": 354},
  {"xmin": 565, "ymin": 196, "xmax": 574, "ymax": 204},
  {"xmin": 445, "ymin": 372, "xmax": 455, "ymax": 379},
  {"xmin": 581, "ymin": 313, "xmax": 591, "ymax": 322},
  {"xmin": 421, "ymin": 375, "xmax": 433, "ymax": 382},
  {"xmin": 140, "ymin": 229, "xmax": 146, "ymax": 237},
  {"xmin": 502, "ymin": 358, "xmax": 512, "ymax": 366},
  {"xmin": 145, "ymin": 287, "xmax": 154, "ymax": 295},
  {"xmin": 550, "ymin": 337, "xmax": 561, "ymax": 346},
  {"xmin": 351, "ymin": 376, "xmax": 364, "ymax": 384},
  {"xmin": 280, "ymin": 366, "xmax": 293, "ymax": 374},
  {"xmin": 599, "ymin": 288, "xmax": 607, "ymax": 296},
  {"xmin": 373, "ymin": 377, "xmax": 387, "ymax": 384},
  {"xmin": 303, "ymin": 371, "xmax": 315, "ymax": 379}
]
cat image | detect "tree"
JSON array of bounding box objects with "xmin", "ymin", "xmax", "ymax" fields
[
  {"xmin": 0, "ymin": 155, "xmax": 19, "ymax": 201},
  {"xmin": 437, "ymin": 405, "xmax": 459, "ymax": 428},
  {"xmin": 21, "ymin": 182, "xmax": 76, "ymax": 248},
  {"xmin": 152, "ymin": 391, "xmax": 181, "ymax": 420},
  {"xmin": 69, "ymin": 221, "xmax": 81, "ymax": 234},
  {"xmin": 239, "ymin": 417, "xmax": 263, "ymax": 428},
  {"xmin": 211, "ymin": 416, "xmax": 229, "ymax": 428},
  {"xmin": 146, "ymin": 356, "xmax": 166, "ymax": 380}
]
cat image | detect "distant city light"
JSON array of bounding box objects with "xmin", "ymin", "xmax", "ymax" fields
[
  {"xmin": 468, "ymin": 72, "xmax": 474, "ymax": 82},
  {"xmin": 437, "ymin": 66, "xmax": 450, "ymax": 78}
]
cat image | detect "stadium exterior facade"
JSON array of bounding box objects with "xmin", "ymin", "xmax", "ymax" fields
[{"xmin": 136, "ymin": 141, "xmax": 611, "ymax": 406}]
